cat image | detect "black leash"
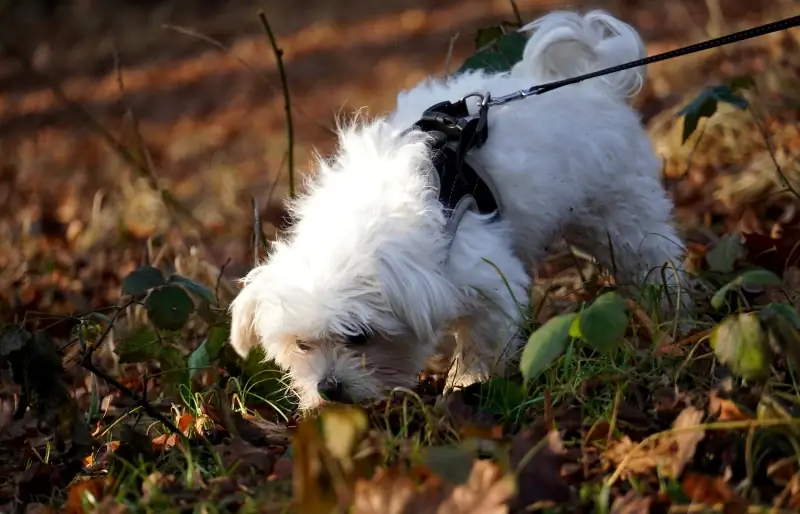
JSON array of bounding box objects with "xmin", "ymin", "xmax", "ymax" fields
[
  {"xmin": 413, "ymin": 14, "xmax": 800, "ymax": 226},
  {"xmin": 486, "ymin": 14, "xmax": 800, "ymax": 106}
]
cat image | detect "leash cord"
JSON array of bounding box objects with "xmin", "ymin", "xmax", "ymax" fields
[{"xmin": 484, "ymin": 14, "xmax": 800, "ymax": 107}]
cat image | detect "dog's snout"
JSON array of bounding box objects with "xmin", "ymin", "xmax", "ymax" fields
[{"xmin": 318, "ymin": 379, "xmax": 346, "ymax": 402}]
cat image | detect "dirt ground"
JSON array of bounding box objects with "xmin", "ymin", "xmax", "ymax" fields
[{"xmin": 0, "ymin": 0, "xmax": 794, "ymax": 316}]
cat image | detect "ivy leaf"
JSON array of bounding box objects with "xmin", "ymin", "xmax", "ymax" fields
[
  {"xmin": 115, "ymin": 327, "xmax": 161, "ymax": 364},
  {"xmin": 187, "ymin": 325, "xmax": 229, "ymax": 377},
  {"xmin": 457, "ymin": 30, "xmax": 527, "ymax": 75},
  {"xmin": 0, "ymin": 325, "xmax": 31, "ymax": 356},
  {"xmin": 145, "ymin": 285, "xmax": 195, "ymax": 331},
  {"xmin": 761, "ymin": 302, "xmax": 800, "ymax": 329},
  {"xmin": 705, "ymin": 233, "xmax": 742, "ymax": 273},
  {"xmin": 520, "ymin": 313, "xmax": 577, "ymax": 384},
  {"xmin": 711, "ymin": 268, "xmax": 783, "ymax": 310},
  {"xmin": 578, "ymin": 292, "xmax": 629, "ymax": 354},
  {"xmin": 121, "ymin": 266, "xmax": 166, "ymax": 296},
  {"xmin": 760, "ymin": 308, "xmax": 800, "ymax": 378},
  {"xmin": 710, "ymin": 312, "xmax": 773, "ymax": 381},
  {"xmin": 168, "ymin": 274, "xmax": 217, "ymax": 306},
  {"xmin": 678, "ymin": 83, "xmax": 749, "ymax": 143}
]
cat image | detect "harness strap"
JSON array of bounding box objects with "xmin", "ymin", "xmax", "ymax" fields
[{"xmin": 411, "ymin": 96, "xmax": 501, "ymax": 237}]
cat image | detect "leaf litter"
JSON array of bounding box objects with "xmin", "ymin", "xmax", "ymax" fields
[{"xmin": 3, "ymin": 0, "xmax": 800, "ymax": 512}]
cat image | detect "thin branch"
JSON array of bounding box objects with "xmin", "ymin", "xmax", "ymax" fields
[
  {"xmin": 443, "ymin": 32, "xmax": 460, "ymax": 79},
  {"xmin": 259, "ymin": 11, "xmax": 296, "ymax": 198},
  {"xmin": 748, "ymin": 107, "xmax": 800, "ymax": 201},
  {"xmin": 82, "ymin": 359, "xmax": 184, "ymax": 439},
  {"xmin": 0, "ymin": 39, "xmax": 202, "ymax": 231},
  {"xmin": 509, "ymin": 0, "xmax": 523, "ymax": 26}
]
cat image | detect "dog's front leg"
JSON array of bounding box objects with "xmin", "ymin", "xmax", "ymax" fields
[{"xmin": 443, "ymin": 217, "xmax": 530, "ymax": 390}]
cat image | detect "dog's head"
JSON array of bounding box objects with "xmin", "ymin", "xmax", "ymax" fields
[{"xmin": 228, "ymin": 121, "xmax": 460, "ymax": 410}]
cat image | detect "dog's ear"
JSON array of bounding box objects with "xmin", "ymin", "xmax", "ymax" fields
[
  {"xmin": 377, "ymin": 252, "xmax": 459, "ymax": 344},
  {"xmin": 228, "ymin": 283, "xmax": 260, "ymax": 358}
]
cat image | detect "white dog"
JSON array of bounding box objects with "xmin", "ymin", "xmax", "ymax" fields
[{"xmin": 228, "ymin": 10, "xmax": 690, "ymax": 410}]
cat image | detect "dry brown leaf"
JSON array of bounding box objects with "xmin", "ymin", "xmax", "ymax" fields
[
  {"xmin": 64, "ymin": 477, "xmax": 114, "ymax": 514},
  {"xmin": 667, "ymin": 407, "xmax": 706, "ymax": 478},
  {"xmin": 294, "ymin": 405, "xmax": 379, "ymax": 513},
  {"xmin": 352, "ymin": 467, "xmax": 444, "ymax": 514},
  {"xmin": 353, "ymin": 460, "xmax": 512, "ymax": 514},
  {"xmin": 681, "ymin": 472, "xmax": 744, "ymax": 507},
  {"xmin": 604, "ymin": 407, "xmax": 705, "ymax": 479},
  {"xmin": 709, "ymin": 392, "xmax": 751, "ymax": 422},
  {"xmin": 437, "ymin": 460, "xmax": 514, "ymax": 514},
  {"xmin": 215, "ymin": 438, "xmax": 274, "ymax": 476},
  {"xmin": 610, "ymin": 489, "xmax": 653, "ymax": 514},
  {"xmin": 768, "ymin": 457, "xmax": 798, "ymax": 487}
]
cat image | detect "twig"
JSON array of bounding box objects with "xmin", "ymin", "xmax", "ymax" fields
[
  {"xmin": 80, "ymin": 300, "xmax": 135, "ymax": 363},
  {"xmin": 82, "ymin": 359, "xmax": 184, "ymax": 439},
  {"xmin": 258, "ymin": 11, "xmax": 296, "ymax": 198},
  {"xmin": 443, "ymin": 32, "xmax": 460, "ymax": 78},
  {"xmin": 0, "ymin": 39, "xmax": 202, "ymax": 231},
  {"xmin": 748, "ymin": 107, "xmax": 800, "ymax": 201},
  {"xmin": 215, "ymin": 257, "xmax": 231, "ymax": 304},
  {"xmin": 509, "ymin": 0, "xmax": 523, "ymax": 26}
]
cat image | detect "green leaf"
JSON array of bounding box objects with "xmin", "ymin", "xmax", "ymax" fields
[
  {"xmin": 761, "ymin": 302, "xmax": 800, "ymax": 329},
  {"xmin": 578, "ymin": 292, "xmax": 629, "ymax": 354},
  {"xmin": 116, "ymin": 327, "xmax": 161, "ymax": 363},
  {"xmin": 0, "ymin": 325, "xmax": 30, "ymax": 356},
  {"xmin": 705, "ymin": 233, "xmax": 742, "ymax": 273},
  {"xmin": 710, "ymin": 312, "xmax": 773, "ymax": 381},
  {"xmin": 187, "ymin": 325, "xmax": 229, "ymax": 376},
  {"xmin": 711, "ymin": 268, "xmax": 783, "ymax": 310},
  {"xmin": 145, "ymin": 285, "xmax": 195, "ymax": 331},
  {"xmin": 457, "ymin": 30, "xmax": 527, "ymax": 75},
  {"xmin": 420, "ymin": 446, "xmax": 474, "ymax": 485},
  {"xmin": 121, "ymin": 265, "xmax": 166, "ymax": 296},
  {"xmin": 520, "ymin": 313, "xmax": 577, "ymax": 384},
  {"xmin": 761, "ymin": 310, "xmax": 800, "ymax": 378},
  {"xmin": 168, "ymin": 274, "xmax": 217, "ymax": 306},
  {"xmin": 474, "ymin": 25, "xmax": 505, "ymax": 49},
  {"xmin": 678, "ymin": 84, "xmax": 750, "ymax": 143}
]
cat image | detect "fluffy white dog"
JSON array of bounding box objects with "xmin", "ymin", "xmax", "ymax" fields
[{"xmin": 229, "ymin": 10, "xmax": 690, "ymax": 410}]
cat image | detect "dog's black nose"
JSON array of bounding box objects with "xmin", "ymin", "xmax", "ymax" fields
[{"xmin": 318, "ymin": 380, "xmax": 346, "ymax": 402}]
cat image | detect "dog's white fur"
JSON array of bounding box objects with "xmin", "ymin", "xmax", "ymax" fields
[{"xmin": 229, "ymin": 10, "xmax": 690, "ymax": 410}]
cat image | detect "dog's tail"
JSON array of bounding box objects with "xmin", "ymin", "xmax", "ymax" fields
[{"xmin": 511, "ymin": 10, "xmax": 646, "ymax": 97}]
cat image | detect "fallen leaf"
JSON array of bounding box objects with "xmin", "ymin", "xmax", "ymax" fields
[
  {"xmin": 708, "ymin": 392, "xmax": 751, "ymax": 422},
  {"xmin": 177, "ymin": 412, "xmax": 195, "ymax": 435},
  {"xmin": 681, "ymin": 472, "xmax": 744, "ymax": 507},
  {"xmin": 64, "ymin": 477, "xmax": 114, "ymax": 514},
  {"xmin": 294, "ymin": 404, "xmax": 379, "ymax": 513},
  {"xmin": 767, "ymin": 457, "xmax": 797, "ymax": 486},
  {"xmin": 353, "ymin": 460, "xmax": 513, "ymax": 514},
  {"xmin": 352, "ymin": 467, "xmax": 446, "ymax": 514},
  {"xmin": 509, "ymin": 428, "xmax": 572, "ymax": 510},
  {"xmin": 604, "ymin": 407, "xmax": 705, "ymax": 479},
  {"xmin": 216, "ymin": 438, "xmax": 274, "ymax": 476},
  {"xmin": 437, "ymin": 460, "xmax": 514, "ymax": 514},
  {"xmin": 610, "ymin": 489, "xmax": 653, "ymax": 514}
]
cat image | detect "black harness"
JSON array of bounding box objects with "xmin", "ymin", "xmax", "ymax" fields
[{"xmin": 411, "ymin": 96, "xmax": 501, "ymax": 234}]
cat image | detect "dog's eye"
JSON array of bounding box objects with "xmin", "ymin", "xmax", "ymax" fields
[
  {"xmin": 296, "ymin": 341, "xmax": 311, "ymax": 353},
  {"xmin": 345, "ymin": 332, "xmax": 369, "ymax": 346}
]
